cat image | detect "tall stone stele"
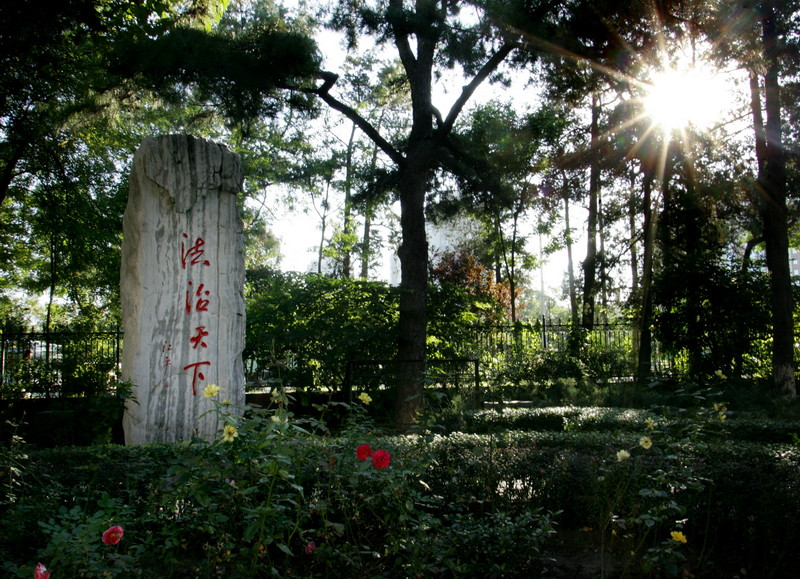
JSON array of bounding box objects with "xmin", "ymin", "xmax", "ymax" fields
[{"xmin": 121, "ymin": 135, "xmax": 246, "ymax": 445}]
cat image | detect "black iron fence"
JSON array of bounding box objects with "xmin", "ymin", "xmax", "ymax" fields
[
  {"xmin": 344, "ymin": 358, "xmax": 481, "ymax": 397},
  {"xmin": 0, "ymin": 330, "xmax": 122, "ymax": 399},
  {"xmin": 1, "ymin": 323, "xmax": 683, "ymax": 399}
]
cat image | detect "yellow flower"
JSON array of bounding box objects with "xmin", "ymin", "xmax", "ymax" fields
[
  {"xmin": 645, "ymin": 418, "xmax": 655, "ymax": 430},
  {"xmin": 616, "ymin": 450, "xmax": 631, "ymax": 462},
  {"xmin": 358, "ymin": 392, "xmax": 372, "ymax": 405},
  {"xmin": 203, "ymin": 384, "xmax": 221, "ymax": 398},
  {"xmin": 222, "ymin": 423, "xmax": 238, "ymax": 443},
  {"xmin": 639, "ymin": 436, "xmax": 653, "ymax": 450},
  {"xmin": 671, "ymin": 531, "xmax": 687, "ymax": 544}
]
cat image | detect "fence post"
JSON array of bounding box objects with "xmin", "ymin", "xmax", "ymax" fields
[
  {"xmin": 541, "ymin": 315, "xmax": 548, "ymax": 349},
  {"xmin": 473, "ymin": 359, "xmax": 480, "ymax": 398}
]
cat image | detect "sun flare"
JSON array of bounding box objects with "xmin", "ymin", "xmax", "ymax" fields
[{"xmin": 642, "ymin": 56, "xmax": 732, "ymax": 134}]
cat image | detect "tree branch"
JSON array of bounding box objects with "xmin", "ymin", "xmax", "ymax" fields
[
  {"xmin": 389, "ymin": 0, "xmax": 417, "ymax": 74},
  {"xmin": 306, "ymin": 72, "xmax": 405, "ymax": 167},
  {"xmin": 438, "ymin": 42, "xmax": 517, "ymax": 138}
]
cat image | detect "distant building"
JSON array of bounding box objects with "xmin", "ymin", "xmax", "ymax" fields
[{"xmin": 791, "ymin": 249, "xmax": 800, "ymax": 278}]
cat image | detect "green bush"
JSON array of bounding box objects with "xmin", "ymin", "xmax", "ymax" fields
[
  {"xmin": 245, "ymin": 271, "xmax": 399, "ymax": 391},
  {"xmin": 4, "ymin": 399, "xmax": 800, "ymax": 578}
]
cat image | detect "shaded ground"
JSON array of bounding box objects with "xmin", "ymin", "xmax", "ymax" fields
[{"xmin": 533, "ymin": 530, "xmax": 628, "ymax": 579}]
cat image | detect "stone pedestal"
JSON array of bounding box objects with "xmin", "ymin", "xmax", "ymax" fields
[{"xmin": 121, "ymin": 135, "xmax": 245, "ymax": 445}]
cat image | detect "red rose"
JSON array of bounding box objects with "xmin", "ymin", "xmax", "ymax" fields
[
  {"xmin": 101, "ymin": 525, "xmax": 124, "ymax": 545},
  {"xmin": 356, "ymin": 444, "xmax": 372, "ymax": 461},
  {"xmin": 371, "ymin": 449, "xmax": 391, "ymax": 469},
  {"xmin": 34, "ymin": 563, "xmax": 50, "ymax": 579}
]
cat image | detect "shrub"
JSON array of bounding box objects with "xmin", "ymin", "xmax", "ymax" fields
[{"xmin": 4, "ymin": 400, "xmax": 800, "ymax": 578}]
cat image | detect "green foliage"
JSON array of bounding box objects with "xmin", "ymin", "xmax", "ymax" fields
[
  {"xmin": 245, "ymin": 271, "xmax": 399, "ymax": 390},
  {"xmin": 653, "ymin": 256, "xmax": 773, "ymax": 379},
  {"xmin": 425, "ymin": 510, "xmax": 556, "ymax": 577},
  {"xmin": 0, "ymin": 331, "xmax": 121, "ymax": 400},
  {"xmin": 1, "ymin": 0, "xmax": 321, "ymax": 330},
  {"xmin": 458, "ymin": 406, "xmax": 658, "ymax": 435},
  {"xmin": 111, "ymin": 23, "xmax": 320, "ymax": 130},
  {"xmin": 4, "ymin": 399, "xmax": 800, "ymax": 578},
  {"xmin": 38, "ymin": 494, "xmax": 138, "ymax": 579},
  {"xmin": 244, "ymin": 270, "xmax": 521, "ymax": 393}
]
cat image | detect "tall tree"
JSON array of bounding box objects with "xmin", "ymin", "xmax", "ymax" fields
[
  {"xmin": 314, "ymin": 55, "xmax": 410, "ymax": 279},
  {"xmin": 755, "ymin": 0, "xmax": 795, "ymax": 396},
  {"xmin": 528, "ymin": 1, "xmax": 677, "ymax": 340},
  {"xmin": 312, "ymin": 0, "xmax": 563, "ymax": 428},
  {"xmin": 582, "ymin": 91, "xmax": 603, "ymax": 329},
  {"xmin": 1, "ymin": 0, "xmax": 322, "ymax": 323},
  {"xmin": 708, "ymin": 0, "xmax": 797, "ymax": 395}
]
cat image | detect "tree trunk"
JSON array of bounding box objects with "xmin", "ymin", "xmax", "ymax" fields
[
  {"xmin": 497, "ymin": 212, "xmax": 520, "ymax": 322},
  {"xmin": 360, "ymin": 142, "xmax": 381, "ymax": 279},
  {"xmin": 564, "ymin": 188, "xmax": 582, "ymax": 356},
  {"xmin": 316, "ymin": 180, "xmax": 330, "ymax": 275},
  {"xmin": 637, "ymin": 171, "xmax": 657, "ymax": 384},
  {"xmin": 360, "ymin": 213, "xmax": 372, "ymax": 279},
  {"xmin": 563, "ymin": 178, "xmax": 579, "ymax": 325},
  {"xmin": 395, "ymin": 147, "xmax": 431, "ymax": 430},
  {"xmin": 598, "ymin": 189, "xmax": 607, "ymax": 323},
  {"xmin": 582, "ymin": 92, "xmax": 601, "ymax": 329},
  {"xmin": 758, "ymin": 0, "xmax": 795, "ymax": 397},
  {"xmin": 311, "ymin": 2, "xmax": 516, "ymax": 429},
  {"xmin": 628, "ymin": 170, "xmax": 639, "ymax": 294},
  {"xmin": 342, "ymin": 123, "xmax": 357, "ymax": 278}
]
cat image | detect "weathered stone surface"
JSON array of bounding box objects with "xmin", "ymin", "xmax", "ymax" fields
[{"xmin": 121, "ymin": 135, "xmax": 245, "ymax": 445}]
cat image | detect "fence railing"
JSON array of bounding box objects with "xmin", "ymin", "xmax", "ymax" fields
[
  {"xmin": 2, "ymin": 323, "xmax": 683, "ymax": 399},
  {"xmin": 0, "ymin": 330, "xmax": 122, "ymax": 398},
  {"xmin": 344, "ymin": 358, "xmax": 481, "ymax": 398}
]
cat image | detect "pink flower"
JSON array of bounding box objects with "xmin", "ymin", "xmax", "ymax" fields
[
  {"xmin": 34, "ymin": 563, "xmax": 50, "ymax": 579},
  {"xmin": 371, "ymin": 449, "xmax": 391, "ymax": 469},
  {"xmin": 101, "ymin": 525, "xmax": 124, "ymax": 545},
  {"xmin": 304, "ymin": 541, "xmax": 317, "ymax": 555},
  {"xmin": 356, "ymin": 444, "xmax": 372, "ymax": 461}
]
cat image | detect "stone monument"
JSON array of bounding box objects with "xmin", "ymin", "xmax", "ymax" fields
[{"xmin": 121, "ymin": 135, "xmax": 245, "ymax": 445}]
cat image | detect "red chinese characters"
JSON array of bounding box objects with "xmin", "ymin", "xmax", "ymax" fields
[
  {"xmin": 183, "ymin": 361, "xmax": 211, "ymax": 396},
  {"xmin": 185, "ymin": 281, "xmax": 210, "ymax": 314},
  {"xmin": 181, "ymin": 233, "xmax": 211, "ymax": 269},
  {"xmin": 189, "ymin": 326, "xmax": 209, "ymax": 350},
  {"xmin": 180, "ymin": 233, "xmax": 213, "ymax": 396}
]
